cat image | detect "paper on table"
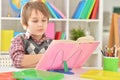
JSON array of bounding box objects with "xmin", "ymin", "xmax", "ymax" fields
[{"xmin": 36, "ymin": 40, "xmax": 99, "ymax": 70}]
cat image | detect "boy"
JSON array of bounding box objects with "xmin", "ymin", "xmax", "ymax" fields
[{"xmin": 9, "ymin": 1, "xmax": 52, "ymax": 68}]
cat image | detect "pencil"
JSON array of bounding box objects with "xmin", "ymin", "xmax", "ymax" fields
[{"xmin": 101, "ymin": 49, "xmax": 106, "ymax": 56}]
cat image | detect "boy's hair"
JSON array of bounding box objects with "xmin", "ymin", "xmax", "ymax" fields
[{"xmin": 21, "ymin": 1, "xmax": 49, "ymax": 29}]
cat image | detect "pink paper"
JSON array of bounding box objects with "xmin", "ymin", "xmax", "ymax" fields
[{"xmin": 36, "ymin": 41, "xmax": 99, "ymax": 70}]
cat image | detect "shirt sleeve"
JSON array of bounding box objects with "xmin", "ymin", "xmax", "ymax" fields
[{"xmin": 9, "ymin": 36, "xmax": 25, "ymax": 68}]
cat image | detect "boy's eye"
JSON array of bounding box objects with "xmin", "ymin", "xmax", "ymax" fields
[
  {"xmin": 42, "ymin": 19, "xmax": 47, "ymax": 22},
  {"xmin": 32, "ymin": 20, "xmax": 38, "ymax": 23}
]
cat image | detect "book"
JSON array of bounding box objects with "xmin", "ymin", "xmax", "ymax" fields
[
  {"xmin": 1, "ymin": 30, "xmax": 14, "ymax": 51},
  {"xmin": 72, "ymin": 0, "xmax": 86, "ymax": 19},
  {"xmin": 47, "ymin": 1, "xmax": 62, "ymax": 19},
  {"xmin": 36, "ymin": 39, "xmax": 99, "ymax": 70},
  {"xmin": 80, "ymin": 0, "xmax": 96, "ymax": 19},
  {"xmin": 45, "ymin": 22, "xmax": 55, "ymax": 39},
  {"xmin": 90, "ymin": 0, "xmax": 99, "ymax": 19},
  {"xmin": 86, "ymin": 0, "xmax": 96, "ymax": 19},
  {"xmin": 49, "ymin": 2, "xmax": 66, "ymax": 19},
  {"xmin": 45, "ymin": 1, "xmax": 58, "ymax": 18},
  {"xmin": 55, "ymin": 31, "xmax": 62, "ymax": 40},
  {"xmin": 60, "ymin": 32, "xmax": 66, "ymax": 40},
  {"xmin": 80, "ymin": 69, "xmax": 120, "ymax": 80}
]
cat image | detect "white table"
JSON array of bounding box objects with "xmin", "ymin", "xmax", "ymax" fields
[
  {"xmin": 0, "ymin": 67, "xmax": 120, "ymax": 80},
  {"xmin": 0, "ymin": 67, "xmax": 98, "ymax": 80},
  {"xmin": 1, "ymin": 67, "xmax": 120, "ymax": 80}
]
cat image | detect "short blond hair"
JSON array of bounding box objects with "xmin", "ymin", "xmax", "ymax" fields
[{"xmin": 21, "ymin": 1, "xmax": 49, "ymax": 29}]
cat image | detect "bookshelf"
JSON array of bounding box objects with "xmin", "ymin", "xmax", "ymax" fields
[{"xmin": 0, "ymin": 0, "xmax": 103, "ymax": 68}]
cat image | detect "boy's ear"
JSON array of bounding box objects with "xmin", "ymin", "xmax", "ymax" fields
[{"xmin": 20, "ymin": 21, "xmax": 27, "ymax": 30}]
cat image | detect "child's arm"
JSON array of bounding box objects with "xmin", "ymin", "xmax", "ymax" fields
[
  {"xmin": 9, "ymin": 36, "xmax": 44, "ymax": 68},
  {"xmin": 20, "ymin": 54, "xmax": 43, "ymax": 68}
]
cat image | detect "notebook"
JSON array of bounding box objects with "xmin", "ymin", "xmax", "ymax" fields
[{"xmin": 36, "ymin": 40, "xmax": 99, "ymax": 70}]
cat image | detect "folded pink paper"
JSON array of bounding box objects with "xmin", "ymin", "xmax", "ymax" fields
[{"xmin": 36, "ymin": 40, "xmax": 99, "ymax": 70}]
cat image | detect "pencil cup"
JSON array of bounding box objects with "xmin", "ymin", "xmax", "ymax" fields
[{"xmin": 103, "ymin": 57, "xmax": 119, "ymax": 72}]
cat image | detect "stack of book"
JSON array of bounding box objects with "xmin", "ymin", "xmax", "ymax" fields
[{"xmin": 72, "ymin": 0, "xmax": 99, "ymax": 19}]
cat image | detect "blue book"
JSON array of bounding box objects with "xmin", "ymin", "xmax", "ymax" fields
[
  {"xmin": 72, "ymin": 0, "xmax": 86, "ymax": 19},
  {"xmin": 47, "ymin": 2, "xmax": 62, "ymax": 19},
  {"xmin": 45, "ymin": 2, "xmax": 58, "ymax": 18}
]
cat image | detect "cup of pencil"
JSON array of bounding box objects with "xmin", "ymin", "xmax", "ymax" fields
[{"xmin": 103, "ymin": 57, "xmax": 119, "ymax": 72}]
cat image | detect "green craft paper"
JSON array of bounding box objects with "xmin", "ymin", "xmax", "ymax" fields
[{"xmin": 13, "ymin": 68, "xmax": 64, "ymax": 80}]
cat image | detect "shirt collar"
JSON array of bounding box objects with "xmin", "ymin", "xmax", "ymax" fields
[
  {"xmin": 24, "ymin": 31, "xmax": 48, "ymax": 40},
  {"xmin": 24, "ymin": 31, "xmax": 31, "ymax": 39}
]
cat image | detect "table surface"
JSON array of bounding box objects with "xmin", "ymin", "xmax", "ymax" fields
[{"xmin": 0, "ymin": 67, "xmax": 120, "ymax": 80}]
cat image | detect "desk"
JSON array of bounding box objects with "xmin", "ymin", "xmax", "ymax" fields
[
  {"xmin": 0, "ymin": 67, "xmax": 98, "ymax": 80},
  {"xmin": 0, "ymin": 67, "xmax": 120, "ymax": 80}
]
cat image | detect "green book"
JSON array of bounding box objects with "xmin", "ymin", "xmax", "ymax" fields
[
  {"xmin": 60, "ymin": 32, "xmax": 66, "ymax": 40},
  {"xmin": 80, "ymin": 0, "xmax": 95, "ymax": 19}
]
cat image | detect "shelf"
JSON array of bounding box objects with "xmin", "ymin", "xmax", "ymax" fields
[
  {"xmin": 1, "ymin": 17, "xmax": 20, "ymax": 20},
  {"xmin": 1, "ymin": 17, "xmax": 68, "ymax": 21},
  {"xmin": 69, "ymin": 19, "xmax": 99, "ymax": 22},
  {"xmin": 1, "ymin": 17, "xmax": 99, "ymax": 22},
  {"xmin": 0, "ymin": 0, "xmax": 103, "ymax": 67}
]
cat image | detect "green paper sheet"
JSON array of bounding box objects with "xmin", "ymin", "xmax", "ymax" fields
[{"xmin": 13, "ymin": 68, "xmax": 64, "ymax": 80}]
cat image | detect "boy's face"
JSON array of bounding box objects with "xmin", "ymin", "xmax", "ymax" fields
[{"xmin": 27, "ymin": 9, "xmax": 48, "ymax": 36}]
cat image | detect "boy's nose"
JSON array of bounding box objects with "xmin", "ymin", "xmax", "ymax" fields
[{"xmin": 38, "ymin": 22, "xmax": 42, "ymax": 26}]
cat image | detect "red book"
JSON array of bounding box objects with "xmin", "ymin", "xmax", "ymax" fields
[
  {"xmin": 55, "ymin": 32, "xmax": 62, "ymax": 40},
  {"xmin": 90, "ymin": 0, "xmax": 99, "ymax": 19}
]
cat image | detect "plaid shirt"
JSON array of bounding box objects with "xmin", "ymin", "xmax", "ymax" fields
[{"xmin": 9, "ymin": 32, "xmax": 52, "ymax": 68}]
